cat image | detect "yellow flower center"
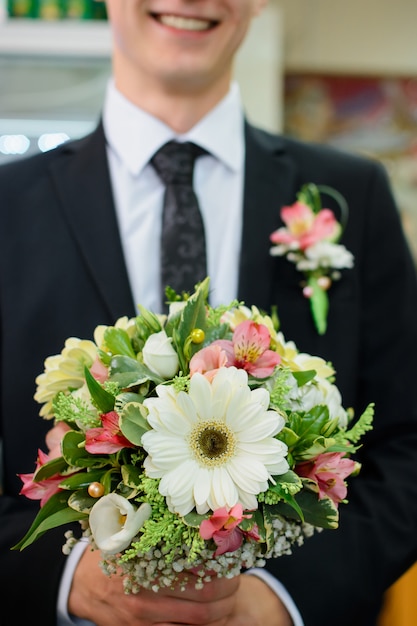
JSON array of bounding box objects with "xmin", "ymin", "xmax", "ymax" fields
[
  {"xmin": 290, "ymin": 217, "xmax": 312, "ymax": 236},
  {"xmin": 189, "ymin": 420, "xmax": 236, "ymax": 467}
]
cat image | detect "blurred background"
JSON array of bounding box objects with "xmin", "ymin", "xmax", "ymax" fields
[{"xmin": 1, "ymin": 0, "xmax": 416, "ymax": 261}]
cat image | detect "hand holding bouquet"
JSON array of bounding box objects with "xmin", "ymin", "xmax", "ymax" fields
[{"xmin": 15, "ymin": 278, "xmax": 373, "ymax": 593}]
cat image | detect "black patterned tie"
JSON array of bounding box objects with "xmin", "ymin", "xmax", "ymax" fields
[{"xmin": 151, "ymin": 140, "xmax": 207, "ymax": 311}]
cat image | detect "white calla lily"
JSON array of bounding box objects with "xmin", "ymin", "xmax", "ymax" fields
[{"xmin": 89, "ymin": 494, "xmax": 151, "ymax": 555}]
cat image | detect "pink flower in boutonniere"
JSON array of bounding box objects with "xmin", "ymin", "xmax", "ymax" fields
[
  {"xmin": 271, "ymin": 200, "xmax": 341, "ymax": 251},
  {"xmin": 270, "ymin": 183, "xmax": 354, "ymax": 335},
  {"xmin": 212, "ymin": 319, "xmax": 280, "ymax": 378}
]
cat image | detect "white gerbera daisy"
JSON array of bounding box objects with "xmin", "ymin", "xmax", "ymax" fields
[{"xmin": 141, "ymin": 367, "xmax": 289, "ymax": 516}]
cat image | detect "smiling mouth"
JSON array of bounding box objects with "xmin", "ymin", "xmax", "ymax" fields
[{"xmin": 152, "ymin": 13, "xmax": 218, "ymax": 32}]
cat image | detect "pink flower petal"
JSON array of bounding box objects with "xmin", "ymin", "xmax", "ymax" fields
[{"xmin": 189, "ymin": 345, "xmax": 228, "ymax": 381}]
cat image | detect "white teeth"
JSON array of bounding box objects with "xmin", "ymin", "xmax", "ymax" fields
[{"xmin": 158, "ymin": 14, "xmax": 212, "ymax": 31}]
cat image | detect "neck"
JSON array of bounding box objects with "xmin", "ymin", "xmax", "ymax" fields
[{"xmin": 112, "ymin": 64, "xmax": 232, "ymax": 134}]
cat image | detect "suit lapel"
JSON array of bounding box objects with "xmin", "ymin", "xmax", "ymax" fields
[
  {"xmin": 47, "ymin": 121, "xmax": 299, "ymax": 321},
  {"xmin": 48, "ymin": 123, "xmax": 136, "ymax": 321},
  {"xmin": 238, "ymin": 122, "xmax": 297, "ymax": 310}
]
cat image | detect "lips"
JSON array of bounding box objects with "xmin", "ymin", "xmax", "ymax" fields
[{"xmin": 152, "ymin": 13, "xmax": 217, "ymax": 32}]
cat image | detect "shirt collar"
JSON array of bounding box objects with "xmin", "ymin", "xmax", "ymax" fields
[{"xmin": 102, "ymin": 79, "xmax": 245, "ymax": 176}]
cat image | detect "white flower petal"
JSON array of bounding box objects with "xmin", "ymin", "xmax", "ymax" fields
[
  {"xmin": 227, "ymin": 457, "xmax": 269, "ymax": 493},
  {"xmin": 142, "ymin": 435, "xmax": 189, "ymax": 469},
  {"xmin": 143, "ymin": 367, "xmax": 288, "ymax": 515},
  {"xmin": 89, "ymin": 494, "xmax": 151, "ymax": 555},
  {"xmin": 189, "ymin": 373, "xmax": 213, "ymax": 421},
  {"xmin": 236, "ymin": 411, "xmax": 285, "ymax": 442},
  {"xmin": 208, "ymin": 466, "xmax": 239, "ymax": 510},
  {"xmin": 193, "ymin": 467, "xmax": 212, "ymax": 507}
]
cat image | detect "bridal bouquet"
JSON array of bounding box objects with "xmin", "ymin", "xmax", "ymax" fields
[{"xmin": 15, "ymin": 278, "xmax": 373, "ymax": 593}]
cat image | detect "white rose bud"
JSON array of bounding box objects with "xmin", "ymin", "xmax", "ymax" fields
[{"xmin": 142, "ymin": 330, "xmax": 179, "ymax": 379}]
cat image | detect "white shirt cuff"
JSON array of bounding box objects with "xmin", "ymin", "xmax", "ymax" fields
[
  {"xmin": 245, "ymin": 568, "xmax": 305, "ymax": 626},
  {"xmin": 57, "ymin": 538, "xmax": 95, "ymax": 626}
]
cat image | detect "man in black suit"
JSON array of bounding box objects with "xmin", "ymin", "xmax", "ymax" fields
[{"xmin": 1, "ymin": 1, "xmax": 417, "ymax": 625}]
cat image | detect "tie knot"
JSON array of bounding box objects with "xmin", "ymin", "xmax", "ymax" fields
[{"xmin": 151, "ymin": 140, "xmax": 206, "ymax": 186}]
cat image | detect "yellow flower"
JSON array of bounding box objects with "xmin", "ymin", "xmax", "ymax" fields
[
  {"xmin": 34, "ymin": 338, "xmax": 98, "ymax": 418},
  {"xmin": 93, "ymin": 316, "xmax": 136, "ymax": 352},
  {"xmin": 275, "ymin": 332, "xmax": 335, "ymax": 379},
  {"xmin": 221, "ymin": 305, "xmax": 276, "ymax": 336}
]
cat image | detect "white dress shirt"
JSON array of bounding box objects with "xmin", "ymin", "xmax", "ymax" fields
[
  {"xmin": 57, "ymin": 80, "xmax": 304, "ymax": 626},
  {"xmin": 103, "ymin": 78, "xmax": 245, "ymax": 313}
]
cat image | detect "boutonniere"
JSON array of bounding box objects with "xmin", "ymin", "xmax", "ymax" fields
[{"xmin": 269, "ymin": 183, "xmax": 354, "ymax": 335}]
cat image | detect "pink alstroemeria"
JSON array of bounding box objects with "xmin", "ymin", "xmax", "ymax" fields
[
  {"xmin": 90, "ymin": 357, "xmax": 109, "ymax": 384},
  {"xmin": 296, "ymin": 451, "xmax": 356, "ymax": 506},
  {"xmin": 199, "ymin": 504, "xmax": 260, "ymax": 556},
  {"xmin": 270, "ymin": 201, "xmax": 340, "ymax": 251},
  {"xmin": 19, "ymin": 449, "xmax": 66, "ymax": 507},
  {"xmin": 45, "ymin": 422, "xmax": 71, "ymax": 459},
  {"xmin": 213, "ymin": 320, "xmax": 280, "ymax": 378},
  {"xmin": 85, "ymin": 411, "xmax": 135, "ymax": 454},
  {"xmin": 189, "ymin": 344, "xmax": 228, "ymax": 381}
]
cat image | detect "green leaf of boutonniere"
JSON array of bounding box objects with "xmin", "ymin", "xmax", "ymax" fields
[{"xmin": 307, "ymin": 275, "xmax": 329, "ymax": 335}]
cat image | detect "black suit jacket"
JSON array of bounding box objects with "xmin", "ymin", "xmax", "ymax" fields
[{"xmin": 1, "ymin": 122, "xmax": 417, "ymax": 625}]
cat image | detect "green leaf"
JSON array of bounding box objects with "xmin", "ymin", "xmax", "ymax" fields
[
  {"xmin": 271, "ymin": 469, "xmax": 303, "ymax": 489},
  {"xmin": 268, "ymin": 471, "xmax": 304, "ymax": 520},
  {"xmin": 277, "ymin": 426, "xmax": 300, "ymax": 448},
  {"xmin": 261, "ymin": 505, "xmax": 277, "ymax": 551},
  {"xmin": 59, "ymin": 469, "xmax": 106, "ymax": 490},
  {"xmin": 121, "ymin": 464, "xmax": 143, "ymax": 489},
  {"xmin": 316, "ymin": 184, "xmax": 350, "ymax": 232},
  {"xmin": 136, "ymin": 305, "xmax": 163, "ymax": 334},
  {"xmin": 84, "ymin": 366, "xmax": 115, "ymax": 413},
  {"xmin": 297, "ymin": 183, "xmax": 322, "ymax": 214},
  {"xmin": 292, "ymin": 370, "xmax": 317, "ymax": 387},
  {"xmin": 284, "ymin": 405, "xmax": 331, "ymax": 455},
  {"xmin": 61, "ymin": 430, "xmax": 109, "ymax": 468},
  {"xmin": 296, "ymin": 436, "xmax": 336, "ymax": 461},
  {"xmin": 252, "ymin": 507, "xmax": 267, "ymax": 543},
  {"xmin": 68, "ymin": 489, "xmax": 98, "ymax": 513},
  {"xmin": 271, "ymin": 486, "xmax": 339, "ymax": 529},
  {"xmin": 119, "ymin": 402, "xmax": 150, "ymax": 445},
  {"xmin": 173, "ymin": 278, "xmax": 210, "ymax": 372},
  {"xmin": 110, "ymin": 355, "xmax": 163, "ymax": 387},
  {"xmin": 34, "ymin": 455, "xmax": 70, "ymax": 481},
  {"xmin": 103, "ymin": 327, "xmax": 136, "ymax": 358},
  {"xmin": 308, "ymin": 276, "xmax": 329, "ymax": 335},
  {"xmin": 12, "ymin": 491, "xmax": 86, "ymax": 551},
  {"xmin": 61, "ymin": 430, "xmax": 87, "ymax": 466},
  {"xmin": 344, "ymin": 402, "xmax": 375, "ymax": 444},
  {"xmin": 183, "ymin": 511, "xmax": 207, "ymax": 528},
  {"xmin": 115, "ymin": 391, "xmax": 145, "ymax": 409}
]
